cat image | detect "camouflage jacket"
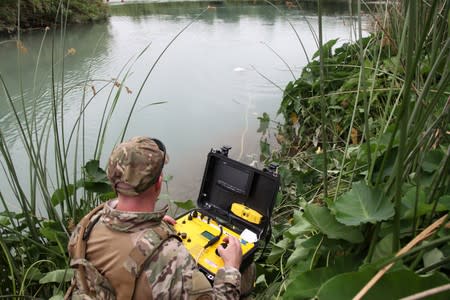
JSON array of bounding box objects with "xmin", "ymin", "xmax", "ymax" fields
[{"xmin": 68, "ymin": 200, "xmax": 241, "ymax": 299}]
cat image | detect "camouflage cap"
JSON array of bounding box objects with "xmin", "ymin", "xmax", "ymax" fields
[{"xmin": 107, "ymin": 136, "xmax": 168, "ymax": 196}]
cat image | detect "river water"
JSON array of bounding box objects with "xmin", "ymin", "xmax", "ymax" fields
[{"xmin": 0, "ymin": 1, "xmax": 368, "ymax": 205}]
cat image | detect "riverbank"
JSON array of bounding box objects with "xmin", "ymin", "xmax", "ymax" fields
[
  {"xmin": 0, "ymin": 0, "xmax": 355, "ymax": 34},
  {"xmin": 0, "ymin": 0, "xmax": 108, "ymax": 34}
]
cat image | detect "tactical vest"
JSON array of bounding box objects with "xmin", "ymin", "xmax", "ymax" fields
[{"xmin": 65, "ymin": 203, "xmax": 180, "ymax": 300}]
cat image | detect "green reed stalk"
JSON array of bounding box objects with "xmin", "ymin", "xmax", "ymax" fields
[
  {"xmin": 0, "ymin": 82, "xmax": 41, "ymax": 241},
  {"xmin": 391, "ymin": 1, "xmax": 417, "ymax": 252},
  {"xmin": 0, "ymin": 238, "xmax": 17, "ymax": 296},
  {"xmin": 358, "ymin": 0, "xmax": 371, "ymax": 176},
  {"xmin": 426, "ymin": 147, "xmax": 450, "ymax": 224},
  {"xmin": 0, "ymin": 0, "xmax": 171, "ymax": 297},
  {"xmin": 317, "ymin": 0, "xmax": 328, "ymax": 198},
  {"xmin": 95, "ymin": 52, "xmax": 144, "ymax": 157},
  {"xmin": 265, "ymin": 0, "xmax": 312, "ymax": 65},
  {"xmin": 93, "ymin": 76, "xmax": 126, "ymax": 159},
  {"xmin": 120, "ymin": 7, "xmax": 209, "ymax": 141},
  {"xmin": 70, "ymin": 34, "xmax": 108, "ymax": 216}
]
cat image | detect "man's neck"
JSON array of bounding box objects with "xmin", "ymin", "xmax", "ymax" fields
[{"xmin": 116, "ymin": 189, "xmax": 156, "ymax": 212}]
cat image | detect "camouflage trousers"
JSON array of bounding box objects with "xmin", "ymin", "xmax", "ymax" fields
[{"xmin": 240, "ymin": 263, "xmax": 256, "ymax": 299}]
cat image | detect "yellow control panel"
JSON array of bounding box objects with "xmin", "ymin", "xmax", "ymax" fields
[{"xmin": 174, "ymin": 211, "xmax": 256, "ymax": 276}]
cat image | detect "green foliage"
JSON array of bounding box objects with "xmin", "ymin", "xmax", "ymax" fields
[
  {"xmin": 0, "ymin": 159, "xmax": 114, "ymax": 297},
  {"xmin": 0, "ymin": 0, "xmax": 108, "ymax": 34},
  {"xmin": 257, "ymin": 0, "xmax": 450, "ymax": 298},
  {"xmin": 39, "ymin": 269, "xmax": 73, "ymax": 284},
  {"xmin": 303, "ymin": 205, "xmax": 364, "ymax": 243},
  {"xmin": 329, "ymin": 181, "xmax": 395, "ymax": 226},
  {"xmin": 173, "ymin": 199, "xmax": 196, "ymax": 211},
  {"xmin": 0, "ymin": 1, "xmax": 206, "ymax": 297},
  {"xmin": 283, "ymin": 256, "xmax": 361, "ymax": 299},
  {"xmin": 317, "ymin": 269, "xmax": 450, "ymax": 300}
]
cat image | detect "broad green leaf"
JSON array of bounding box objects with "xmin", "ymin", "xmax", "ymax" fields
[
  {"xmin": 423, "ymin": 248, "xmax": 444, "ymax": 268},
  {"xmin": 278, "ymin": 165, "xmax": 293, "ymax": 186},
  {"xmin": 51, "ymin": 184, "xmax": 75, "ymax": 206},
  {"xmin": 49, "ymin": 293, "xmax": 64, "ymax": 300},
  {"xmin": 39, "ymin": 269, "xmax": 74, "ymax": 284},
  {"xmin": 39, "ymin": 221, "xmax": 66, "ymax": 242},
  {"xmin": 312, "ymin": 38, "xmax": 338, "ymax": 59},
  {"xmin": 83, "ymin": 181, "xmax": 113, "ymax": 194},
  {"xmin": 330, "ymin": 181, "xmax": 394, "ymax": 226},
  {"xmin": 255, "ymin": 274, "xmax": 266, "ymax": 286},
  {"xmin": 284, "ymin": 256, "xmax": 360, "ymax": 299},
  {"xmin": 286, "ymin": 245, "xmax": 310, "ymax": 268},
  {"xmin": 0, "ymin": 215, "xmax": 10, "ymax": 226},
  {"xmin": 289, "ymin": 257, "xmax": 314, "ymax": 276},
  {"xmin": 285, "ymin": 210, "xmax": 314, "ymax": 239},
  {"xmin": 302, "ymin": 235, "xmax": 352, "ymax": 254},
  {"xmin": 371, "ymin": 233, "xmax": 393, "ymax": 263},
  {"xmin": 84, "ymin": 160, "xmax": 108, "ymax": 182},
  {"xmin": 421, "ymin": 150, "xmax": 444, "ymax": 173},
  {"xmin": 284, "ymin": 267, "xmax": 339, "ymax": 299},
  {"xmin": 317, "ymin": 269, "xmax": 450, "ymax": 300},
  {"xmin": 25, "ymin": 267, "xmax": 43, "ymax": 281},
  {"xmin": 267, "ymin": 238, "xmax": 291, "ymax": 264},
  {"xmin": 300, "ymin": 234, "xmax": 324, "ymax": 249},
  {"xmin": 39, "ymin": 227, "xmax": 64, "ymax": 242},
  {"xmin": 173, "ymin": 200, "xmax": 196, "ymax": 210},
  {"xmin": 401, "ymin": 187, "xmax": 448, "ymax": 219},
  {"xmin": 303, "ymin": 204, "xmax": 363, "ymax": 243},
  {"xmin": 99, "ymin": 191, "xmax": 117, "ymax": 201},
  {"xmin": 438, "ymin": 195, "xmax": 450, "ymax": 210}
]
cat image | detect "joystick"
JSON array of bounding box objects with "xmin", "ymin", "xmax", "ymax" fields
[{"xmin": 215, "ymin": 242, "xmax": 228, "ymax": 257}]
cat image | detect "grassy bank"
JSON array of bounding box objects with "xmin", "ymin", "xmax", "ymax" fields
[{"xmin": 0, "ymin": 0, "xmax": 108, "ymax": 34}]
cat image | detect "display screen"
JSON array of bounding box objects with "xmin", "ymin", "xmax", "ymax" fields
[
  {"xmin": 201, "ymin": 230, "xmax": 215, "ymax": 241},
  {"xmin": 216, "ymin": 162, "xmax": 252, "ymax": 196}
]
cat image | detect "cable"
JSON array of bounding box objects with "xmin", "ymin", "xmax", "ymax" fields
[
  {"xmin": 204, "ymin": 226, "xmax": 223, "ymax": 249},
  {"xmin": 195, "ymin": 226, "xmax": 223, "ymax": 265},
  {"xmin": 195, "ymin": 248, "xmax": 206, "ymax": 266}
]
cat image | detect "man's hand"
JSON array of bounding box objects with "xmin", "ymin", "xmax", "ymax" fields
[
  {"xmin": 163, "ymin": 215, "xmax": 176, "ymax": 225},
  {"xmin": 217, "ymin": 236, "xmax": 242, "ymax": 270}
]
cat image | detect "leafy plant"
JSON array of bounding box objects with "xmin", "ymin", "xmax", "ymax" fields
[
  {"xmin": 257, "ymin": 0, "xmax": 450, "ymax": 299},
  {"xmin": 0, "ymin": 0, "xmax": 108, "ymax": 34},
  {"xmin": 0, "ymin": 0, "xmax": 207, "ymax": 297}
]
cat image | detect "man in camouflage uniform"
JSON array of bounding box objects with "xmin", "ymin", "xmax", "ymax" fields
[{"xmin": 67, "ymin": 136, "xmax": 243, "ymax": 299}]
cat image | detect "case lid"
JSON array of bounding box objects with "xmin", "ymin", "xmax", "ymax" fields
[{"xmin": 197, "ymin": 147, "xmax": 279, "ymax": 239}]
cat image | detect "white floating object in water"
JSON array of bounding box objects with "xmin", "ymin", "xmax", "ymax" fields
[{"xmin": 233, "ymin": 67, "xmax": 246, "ymax": 72}]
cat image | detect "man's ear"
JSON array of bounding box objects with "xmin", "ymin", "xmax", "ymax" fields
[{"xmin": 155, "ymin": 175, "xmax": 163, "ymax": 191}]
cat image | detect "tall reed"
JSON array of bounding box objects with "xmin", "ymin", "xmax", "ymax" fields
[
  {"xmin": 0, "ymin": 1, "xmax": 205, "ymax": 297},
  {"xmin": 257, "ymin": 0, "xmax": 450, "ymax": 298}
]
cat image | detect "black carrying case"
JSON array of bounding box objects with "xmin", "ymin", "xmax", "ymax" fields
[
  {"xmin": 197, "ymin": 147, "xmax": 279, "ymax": 240},
  {"xmin": 175, "ymin": 146, "xmax": 279, "ymax": 280}
]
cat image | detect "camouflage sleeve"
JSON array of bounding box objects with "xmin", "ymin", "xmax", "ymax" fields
[
  {"xmin": 144, "ymin": 237, "xmax": 240, "ymax": 299},
  {"xmin": 67, "ymin": 223, "xmax": 82, "ymax": 258},
  {"xmin": 212, "ymin": 266, "xmax": 241, "ymax": 299},
  {"xmin": 144, "ymin": 237, "xmax": 194, "ymax": 299}
]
